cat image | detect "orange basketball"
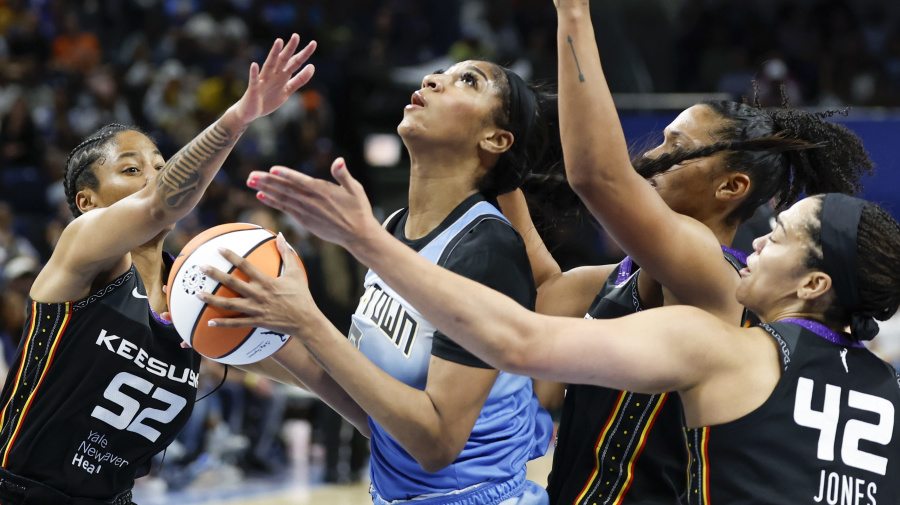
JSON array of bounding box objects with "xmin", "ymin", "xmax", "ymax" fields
[{"xmin": 166, "ymin": 223, "xmax": 306, "ymax": 364}]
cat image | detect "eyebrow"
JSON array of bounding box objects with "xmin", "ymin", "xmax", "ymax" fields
[
  {"xmin": 116, "ymin": 150, "xmax": 162, "ymax": 161},
  {"xmin": 466, "ymin": 65, "xmax": 489, "ymax": 82}
]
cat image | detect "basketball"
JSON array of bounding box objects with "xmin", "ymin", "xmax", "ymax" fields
[{"xmin": 166, "ymin": 223, "xmax": 306, "ymax": 365}]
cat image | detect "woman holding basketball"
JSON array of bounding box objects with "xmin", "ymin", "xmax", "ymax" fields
[
  {"xmin": 0, "ymin": 35, "xmax": 316, "ymax": 504},
  {"xmin": 201, "ymin": 61, "xmax": 559, "ymax": 504}
]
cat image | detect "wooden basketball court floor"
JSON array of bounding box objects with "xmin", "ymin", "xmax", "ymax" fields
[{"xmin": 133, "ymin": 452, "xmax": 554, "ymax": 505}]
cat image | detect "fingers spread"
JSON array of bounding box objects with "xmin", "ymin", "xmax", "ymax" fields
[
  {"xmin": 284, "ymin": 40, "xmax": 317, "ymax": 74},
  {"xmin": 219, "ymin": 248, "xmax": 272, "ymax": 284},
  {"xmin": 197, "ymin": 291, "xmax": 260, "ymax": 316},
  {"xmin": 278, "ymin": 33, "xmax": 301, "ymax": 69},
  {"xmin": 262, "ymin": 38, "xmax": 285, "ymax": 76},
  {"xmin": 286, "ymin": 65, "xmax": 315, "ymax": 94},
  {"xmin": 198, "ymin": 264, "xmax": 253, "ymax": 297}
]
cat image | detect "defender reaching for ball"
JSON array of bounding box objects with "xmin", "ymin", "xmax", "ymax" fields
[
  {"xmin": 0, "ymin": 35, "xmax": 320, "ymax": 505},
  {"xmin": 233, "ymin": 163, "xmax": 900, "ymax": 505}
]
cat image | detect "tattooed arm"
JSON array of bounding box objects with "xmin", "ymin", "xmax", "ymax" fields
[{"xmin": 32, "ymin": 35, "xmax": 316, "ymax": 302}]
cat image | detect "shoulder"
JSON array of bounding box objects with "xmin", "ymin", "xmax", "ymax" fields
[
  {"xmin": 441, "ymin": 217, "xmax": 534, "ymax": 307},
  {"xmin": 441, "ymin": 217, "xmax": 528, "ymax": 274},
  {"xmin": 445, "ymin": 217, "xmax": 525, "ymax": 259}
]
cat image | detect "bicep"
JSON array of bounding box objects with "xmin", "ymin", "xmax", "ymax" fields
[
  {"xmin": 52, "ymin": 192, "xmax": 171, "ymax": 276},
  {"xmin": 536, "ymin": 264, "xmax": 616, "ymax": 317},
  {"xmin": 578, "ymin": 180, "xmax": 736, "ymax": 306},
  {"xmin": 523, "ymin": 306, "xmax": 727, "ymax": 394},
  {"xmin": 424, "ymin": 356, "xmax": 498, "ymax": 448}
]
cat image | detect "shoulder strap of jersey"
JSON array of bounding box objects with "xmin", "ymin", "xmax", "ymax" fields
[
  {"xmin": 719, "ymin": 245, "xmax": 752, "ymax": 326},
  {"xmin": 757, "ymin": 321, "xmax": 802, "ymax": 371},
  {"xmin": 720, "ymin": 245, "xmax": 748, "ymax": 271},
  {"xmin": 382, "ymin": 208, "xmax": 407, "ymax": 233},
  {"xmin": 435, "ymin": 201, "xmax": 510, "ymax": 267}
]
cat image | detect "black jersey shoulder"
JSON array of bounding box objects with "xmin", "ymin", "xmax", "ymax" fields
[{"xmin": 390, "ymin": 194, "xmax": 535, "ymax": 369}]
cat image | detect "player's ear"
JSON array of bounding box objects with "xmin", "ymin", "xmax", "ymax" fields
[{"xmin": 76, "ymin": 189, "xmax": 99, "ymax": 214}]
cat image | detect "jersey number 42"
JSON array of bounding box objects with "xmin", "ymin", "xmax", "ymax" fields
[{"xmin": 794, "ymin": 376, "xmax": 894, "ymax": 476}]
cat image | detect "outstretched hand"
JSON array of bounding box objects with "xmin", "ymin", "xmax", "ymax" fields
[
  {"xmin": 194, "ymin": 233, "xmax": 322, "ymax": 337},
  {"xmin": 247, "ymin": 158, "xmax": 382, "ymax": 251},
  {"xmin": 232, "ymin": 34, "xmax": 317, "ymax": 125}
]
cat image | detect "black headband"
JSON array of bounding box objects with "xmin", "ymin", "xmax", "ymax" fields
[
  {"xmin": 819, "ymin": 193, "xmax": 877, "ymax": 340},
  {"xmin": 501, "ymin": 68, "xmax": 537, "ymax": 157}
]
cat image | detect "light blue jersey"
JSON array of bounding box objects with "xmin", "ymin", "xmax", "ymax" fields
[{"xmin": 348, "ymin": 197, "xmax": 552, "ymax": 502}]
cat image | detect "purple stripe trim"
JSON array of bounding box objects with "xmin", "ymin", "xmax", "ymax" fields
[
  {"xmin": 720, "ymin": 245, "xmax": 748, "ymax": 265},
  {"xmin": 616, "ymin": 257, "xmax": 634, "ymax": 286},
  {"xmin": 151, "ymin": 306, "xmax": 173, "ymax": 326},
  {"xmin": 780, "ymin": 318, "xmax": 864, "ymax": 348}
]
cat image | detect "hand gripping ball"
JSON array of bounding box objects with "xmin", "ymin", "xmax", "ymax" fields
[{"xmin": 166, "ymin": 223, "xmax": 306, "ymax": 365}]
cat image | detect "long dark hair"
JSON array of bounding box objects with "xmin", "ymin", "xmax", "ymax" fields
[{"xmin": 633, "ymin": 98, "xmax": 874, "ymax": 225}]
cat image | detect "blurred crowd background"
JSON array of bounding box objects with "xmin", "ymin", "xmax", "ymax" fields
[{"xmin": 0, "ymin": 0, "xmax": 899, "ymax": 491}]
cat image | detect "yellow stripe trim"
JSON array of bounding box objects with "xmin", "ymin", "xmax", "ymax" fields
[
  {"xmin": 0, "ymin": 300, "xmax": 38, "ymax": 465},
  {"xmin": 700, "ymin": 427, "xmax": 711, "ymax": 505},
  {"xmin": 609, "ymin": 393, "xmax": 668, "ymax": 505},
  {"xmin": 2, "ymin": 303, "xmax": 71, "ymax": 467},
  {"xmin": 574, "ymin": 391, "xmax": 628, "ymax": 505}
]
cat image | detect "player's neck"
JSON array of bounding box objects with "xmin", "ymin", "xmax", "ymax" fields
[
  {"xmin": 701, "ymin": 214, "xmax": 739, "ymax": 248},
  {"xmin": 406, "ymin": 156, "xmax": 481, "ymax": 240},
  {"xmin": 131, "ymin": 236, "xmax": 167, "ymax": 310}
]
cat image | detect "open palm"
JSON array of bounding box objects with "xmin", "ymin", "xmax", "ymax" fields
[{"xmin": 233, "ymin": 34, "xmax": 317, "ymax": 124}]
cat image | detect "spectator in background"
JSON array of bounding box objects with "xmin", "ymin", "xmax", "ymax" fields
[{"xmin": 50, "ymin": 10, "xmax": 101, "ymax": 76}]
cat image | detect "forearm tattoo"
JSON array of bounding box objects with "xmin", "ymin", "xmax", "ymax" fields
[
  {"xmin": 156, "ymin": 123, "xmax": 239, "ymax": 208},
  {"xmin": 302, "ymin": 342, "xmax": 332, "ymax": 374},
  {"xmin": 567, "ymin": 35, "xmax": 586, "ymax": 83}
]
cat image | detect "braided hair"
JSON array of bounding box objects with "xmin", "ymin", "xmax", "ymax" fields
[
  {"xmin": 63, "ymin": 124, "xmax": 148, "ymax": 218},
  {"xmin": 633, "ymin": 99, "xmax": 874, "ymax": 224},
  {"xmin": 803, "ymin": 196, "xmax": 900, "ymax": 336}
]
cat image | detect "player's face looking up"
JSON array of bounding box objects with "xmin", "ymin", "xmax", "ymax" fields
[
  {"xmin": 75, "ymin": 130, "xmax": 165, "ymax": 215},
  {"xmin": 736, "ymin": 197, "xmax": 829, "ymax": 319},
  {"xmin": 636, "ymin": 104, "xmax": 737, "ymax": 218},
  {"xmin": 398, "ymin": 60, "xmax": 513, "ymax": 162}
]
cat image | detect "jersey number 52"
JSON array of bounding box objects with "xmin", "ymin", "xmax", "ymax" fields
[
  {"xmin": 91, "ymin": 372, "xmax": 187, "ymax": 443},
  {"xmin": 794, "ymin": 376, "xmax": 894, "ymax": 476}
]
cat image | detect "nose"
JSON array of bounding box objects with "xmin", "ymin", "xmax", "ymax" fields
[
  {"xmin": 421, "ymin": 73, "xmax": 443, "ymax": 92},
  {"xmin": 751, "ymin": 234, "xmax": 766, "ymax": 253},
  {"xmin": 643, "ymin": 145, "xmax": 663, "ymax": 159},
  {"xmin": 145, "ymin": 168, "xmax": 158, "ymax": 186}
]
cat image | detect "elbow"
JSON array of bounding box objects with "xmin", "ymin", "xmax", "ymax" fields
[
  {"xmin": 497, "ymin": 331, "xmax": 538, "ymax": 376},
  {"xmin": 566, "ymin": 169, "xmax": 605, "ymax": 198},
  {"xmin": 146, "ymin": 195, "xmax": 181, "ymax": 226},
  {"xmin": 415, "ymin": 446, "xmax": 458, "ymax": 474}
]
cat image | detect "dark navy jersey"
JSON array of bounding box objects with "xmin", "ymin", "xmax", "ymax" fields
[
  {"xmin": 686, "ymin": 322, "xmax": 900, "ymax": 505},
  {"xmin": 0, "ymin": 260, "xmax": 200, "ymax": 500},
  {"xmin": 548, "ymin": 249, "xmax": 746, "ymax": 505}
]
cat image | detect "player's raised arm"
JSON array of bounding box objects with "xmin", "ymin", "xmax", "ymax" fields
[
  {"xmin": 34, "ymin": 35, "xmax": 316, "ymax": 303},
  {"xmin": 554, "ymin": 3, "xmax": 735, "ymax": 308}
]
